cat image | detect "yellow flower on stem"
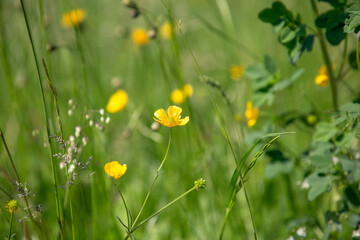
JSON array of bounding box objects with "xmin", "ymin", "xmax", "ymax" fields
[
  {"xmin": 160, "ymin": 21, "xmax": 172, "ymax": 40},
  {"xmin": 132, "ymin": 28, "xmax": 149, "ymax": 46},
  {"xmin": 315, "ymin": 74, "xmax": 329, "ymax": 87},
  {"xmin": 6, "ymin": 200, "xmax": 18, "ymax": 214},
  {"xmin": 171, "ymin": 89, "xmax": 185, "ymax": 104},
  {"xmin": 229, "ymin": 65, "xmax": 245, "ymax": 81},
  {"xmin": 104, "ymin": 161, "xmax": 127, "ymax": 180},
  {"xmin": 61, "ymin": 9, "xmax": 87, "ymax": 28},
  {"xmin": 153, "ymin": 105, "xmax": 189, "ymax": 128},
  {"xmin": 106, "ymin": 89, "xmax": 128, "ymax": 113},
  {"xmin": 245, "ymin": 101, "xmax": 259, "ymax": 128}
]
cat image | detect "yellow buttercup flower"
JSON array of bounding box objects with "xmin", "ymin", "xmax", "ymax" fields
[
  {"xmin": 61, "ymin": 9, "xmax": 87, "ymax": 28},
  {"xmin": 245, "ymin": 101, "xmax": 259, "ymax": 128},
  {"xmin": 104, "ymin": 161, "xmax": 127, "ymax": 179},
  {"xmin": 132, "ymin": 28, "xmax": 149, "ymax": 46},
  {"xmin": 160, "ymin": 22, "xmax": 172, "ymax": 40},
  {"xmin": 106, "ymin": 89, "xmax": 128, "ymax": 113},
  {"xmin": 171, "ymin": 89, "xmax": 185, "ymax": 104},
  {"xmin": 183, "ymin": 84, "xmax": 193, "ymax": 97},
  {"xmin": 229, "ymin": 65, "xmax": 245, "ymax": 81},
  {"xmin": 318, "ymin": 65, "xmax": 328, "ymax": 75},
  {"xmin": 153, "ymin": 105, "xmax": 189, "ymax": 128},
  {"xmin": 315, "ymin": 74, "xmax": 329, "ymax": 87},
  {"xmin": 6, "ymin": 200, "xmax": 18, "ymax": 214}
]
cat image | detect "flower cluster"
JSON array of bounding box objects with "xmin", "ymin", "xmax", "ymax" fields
[
  {"xmin": 245, "ymin": 101, "xmax": 259, "ymax": 128},
  {"xmin": 229, "ymin": 65, "xmax": 245, "ymax": 81},
  {"xmin": 153, "ymin": 105, "xmax": 189, "ymax": 128},
  {"xmin": 61, "ymin": 9, "xmax": 87, "ymax": 28},
  {"xmin": 104, "ymin": 161, "xmax": 127, "ymax": 179},
  {"xmin": 315, "ymin": 65, "xmax": 329, "ymax": 87},
  {"xmin": 6, "ymin": 200, "xmax": 18, "ymax": 214},
  {"xmin": 170, "ymin": 84, "xmax": 193, "ymax": 104}
]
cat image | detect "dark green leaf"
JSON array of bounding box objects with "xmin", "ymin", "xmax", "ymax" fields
[
  {"xmin": 308, "ymin": 173, "xmax": 331, "ymax": 201},
  {"xmin": 348, "ymin": 50, "xmax": 360, "ymax": 69},
  {"xmin": 325, "ymin": 24, "xmax": 346, "ymax": 45},
  {"xmin": 345, "ymin": 186, "xmax": 360, "ymax": 206}
]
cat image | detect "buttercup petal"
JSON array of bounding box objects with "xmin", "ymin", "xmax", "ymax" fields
[
  {"xmin": 167, "ymin": 105, "xmax": 182, "ymax": 119},
  {"xmin": 178, "ymin": 116, "xmax": 189, "ymax": 126}
]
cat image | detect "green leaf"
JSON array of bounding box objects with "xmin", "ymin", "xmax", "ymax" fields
[
  {"xmin": 308, "ymin": 173, "xmax": 331, "ymax": 201},
  {"xmin": 272, "ymin": 68, "xmax": 304, "ymax": 91},
  {"xmin": 313, "ymin": 122, "xmax": 338, "ymax": 142},
  {"xmin": 344, "ymin": 2, "xmax": 360, "ymax": 34},
  {"xmin": 258, "ymin": 8, "xmax": 280, "ymax": 25},
  {"xmin": 340, "ymin": 102, "xmax": 360, "ymax": 119},
  {"xmin": 344, "ymin": 186, "xmax": 360, "ymax": 206},
  {"xmin": 265, "ymin": 160, "xmax": 294, "ymax": 179},
  {"xmin": 325, "ymin": 24, "xmax": 346, "ymax": 46},
  {"xmin": 264, "ymin": 55, "xmax": 277, "ymax": 74},
  {"xmin": 308, "ymin": 151, "xmax": 333, "ymax": 172},
  {"xmin": 252, "ymin": 92, "xmax": 274, "ymax": 107},
  {"xmin": 336, "ymin": 132, "xmax": 355, "ymax": 149},
  {"xmin": 348, "ymin": 50, "xmax": 360, "ymax": 70},
  {"xmin": 244, "ymin": 63, "xmax": 269, "ymax": 80},
  {"xmin": 280, "ymin": 26, "xmax": 297, "ymax": 43}
]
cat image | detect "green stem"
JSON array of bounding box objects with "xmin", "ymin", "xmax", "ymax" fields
[
  {"xmin": 337, "ymin": 35, "xmax": 348, "ymax": 81},
  {"xmin": 117, "ymin": 183, "xmax": 131, "ymax": 228},
  {"xmin": 18, "ymin": 0, "xmax": 64, "ymax": 237},
  {"xmin": 131, "ymin": 186, "xmax": 196, "ymax": 233},
  {"xmin": 357, "ymin": 37, "xmax": 360, "ymax": 71},
  {"xmin": 310, "ymin": 0, "xmax": 338, "ymax": 110},
  {"xmin": 42, "ymin": 59, "xmax": 75, "ymax": 239},
  {"xmin": 131, "ymin": 128, "xmax": 172, "ymax": 229},
  {"xmin": 161, "ymin": 2, "xmax": 257, "ymax": 239},
  {"xmin": 8, "ymin": 212, "xmax": 14, "ymax": 240}
]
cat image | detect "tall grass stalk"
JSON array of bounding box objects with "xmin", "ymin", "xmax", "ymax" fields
[
  {"xmin": 310, "ymin": 0, "xmax": 338, "ymax": 110},
  {"xmin": 161, "ymin": 1, "xmax": 258, "ymax": 238},
  {"xmin": 214, "ymin": 0, "xmax": 236, "ymax": 35},
  {"xmin": 0, "ymin": 129, "xmax": 44, "ymax": 239},
  {"xmin": 18, "ymin": 0, "xmax": 64, "ymax": 237},
  {"xmin": 42, "ymin": 59, "xmax": 76, "ymax": 240}
]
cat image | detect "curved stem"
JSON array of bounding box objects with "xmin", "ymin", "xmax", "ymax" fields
[
  {"xmin": 337, "ymin": 35, "xmax": 348, "ymax": 81},
  {"xmin": 117, "ymin": 184, "xmax": 130, "ymax": 228},
  {"xmin": 8, "ymin": 212, "xmax": 14, "ymax": 240},
  {"xmin": 131, "ymin": 129, "xmax": 172, "ymax": 229},
  {"xmin": 310, "ymin": 0, "xmax": 338, "ymax": 110},
  {"xmin": 131, "ymin": 186, "xmax": 196, "ymax": 233},
  {"xmin": 357, "ymin": 37, "xmax": 360, "ymax": 71}
]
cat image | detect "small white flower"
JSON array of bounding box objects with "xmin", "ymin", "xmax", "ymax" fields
[
  {"xmin": 85, "ymin": 114, "xmax": 90, "ymax": 119},
  {"xmin": 68, "ymin": 99, "xmax": 73, "ymax": 106},
  {"xmin": 352, "ymin": 229, "xmax": 360, "ymax": 237},
  {"xmin": 105, "ymin": 117, "xmax": 110, "ymax": 124},
  {"xmin": 82, "ymin": 137, "xmax": 87, "ymax": 146},
  {"xmin": 68, "ymin": 109, "xmax": 73, "ymax": 116},
  {"xmin": 75, "ymin": 126, "xmax": 81, "ymax": 137},
  {"xmin": 286, "ymin": 236, "xmax": 294, "ymax": 240},
  {"xmin": 301, "ymin": 178, "xmax": 310, "ymax": 189},
  {"xmin": 151, "ymin": 122, "xmax": 160, "ymax": 131},
  {"xmin": 68, "ymin": 164, "xmax": 75, "ymax": 174},
  {"xmin": 69, "ymin": 135, "xmax": 75, "ymax": 144},
  {"xmin": 100, "ymin": 116, "xmax": 105, "ymax": 123},
  {"xmin": 95, "ymin": 123, "xmax": 100, "ymax": 129},
  {"xmin": 89, "ymin": 120, "xmax": 94, "ymax": 126},
  {"xmin": 296, "ymin": 227, "xmax": 306, "ymax": 237},
  {"xmin": 60, "ymin": 161, "xmax": 65, "ymax": 169},
  {"xmin": 100, "ymin": 109, "xmax": 105, "ymax": 115},
  {"xmin": 332, "ymin": 156, "xmax": 339, "ymax": 164}
]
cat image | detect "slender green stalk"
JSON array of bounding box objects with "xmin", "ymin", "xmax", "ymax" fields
[
  {"xmin": 215, "ymin": 0, "xmax": 236, "ymax": 35},
  {"xmin": 0, "ymin": 129, "xmax": 44, "ymax": 239},
  {"xmin": 131, "ymin": 186, "xmax": 196, "ymax": 232},
  {"xmin": 310, "ymin": 0, "xmax": 338, "ymax": 110},
  {"xmin": 131, "ymin": 129, "xmax": 172, "ymax": 229},
  {"xmin": 357, "ymin": 37, "xmax": 360, "ymax": 71},
  {"xmin": 116, "ymin": 183, "xmax": 131, "ymax": 228},
  {"xmin": 8, "ymin": 212, "xmax": 14, "ymax": 240},
  {"xmin": 161, "ymin": 1, "xmax": 257, "ymax": 239},
  {"xmin": 337, "ymin": 35, "xmax": 348, "ymax": 80},
  {"xmin": 18, "ymin": 0, "xmax": 64, "ymax": 237},
  {"xmin": 42, "ymin": 59, "xmax": 76, "ymax": 240}
]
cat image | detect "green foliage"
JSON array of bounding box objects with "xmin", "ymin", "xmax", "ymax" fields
[
  {"xmin": 259, "ymin": 2, "xmax": 314, "ymax": 63},
  {"xmin": 245, "ymin": 55, "xmax": 304, "ymax": 107},
  {"xmin": 344, "ymin": 2, "xmax": 360, "ymax": 34}
]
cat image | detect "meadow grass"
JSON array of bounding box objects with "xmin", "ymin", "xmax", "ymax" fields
[{"xmin": 1, "ymin": 0, "xmax": 360, "ymax": 239}]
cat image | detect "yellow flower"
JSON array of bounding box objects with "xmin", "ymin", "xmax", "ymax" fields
[
  {"xmin": 318, "ymin": 65, "xmax": 328, "ymax": 75},
  {"xmin": 245, "ymin": 101, "xmax": 259, "ymax": 128},
  {"xmin": 229, "ymin": 65, "xmax": 245, "ymax": 81},
  {"xmin": 61, "ymin": 9, "xmax": 87, "ymax": 28},
  {"xmin": 6, "ymin": 200, "xmax": 18, "ymax": 214},
  {"xmin": 106, "ymin": 89, "xmax": 128, "ymax": 113},
  {"xmin": 183, "ymin": 84, "xmax": 193, "ymax": 97},
  {"xmin": 160, "ymin": 22, "xmax": 172, "ymax": 40},
  {"xmin": 104, "ymin": 161, "xmax": 127, "ymax": 179},
  {"xmin": 315, "ymin": 74, "xmax": 329, "ymax": 87},
  {"xmin": 171, "ymin": 89, "xmax": 185, "ymax": 104},
  {"xmin": 153, "ymin": 105, "xmax": 189, "ymax": 128},
  {"xmin": 132, "ymin": 28, "xmax": 149, "ymax": 46}
]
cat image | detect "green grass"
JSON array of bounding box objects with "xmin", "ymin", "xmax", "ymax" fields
[{"xmin": 1, "ymin": 0, "xmax": 360, "ymax": 239}]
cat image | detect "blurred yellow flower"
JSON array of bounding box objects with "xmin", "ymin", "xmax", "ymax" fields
[
  {"xmin": 104, "ymin": 161, "xmax": 127, "ymax": 179},
  {"xmin": 132, "ymin": 28, "xmax": 149, "ymax": 46},
  {"xmin": 153, "ymin": 105, "xmax": 189, "ymax": 128},
  {"xmin": 318, "ymin": 65, "xmax": 328, "ymax": 75},
  {"xmin": 183, "ymin": 84, "xmax": 193, "ymax": 97},
  {"xmin": 171, "ymin": 89, "xmax": 185, "ymax": 104},
  {"xmin": 6, "ymin": 200, "xmax": 18, "ymax": 214},
  {"xmin": 245, "ymin": 101, "xmax": 259, "ymax": 128},
  {"xmin": 106, "ymin": 89, "xmax": 128, "ymax": 113},
  {"xmin": 171, "ymin": 84, "xmax": 194, "ymax": 104},
  {"xmin": 61, "ymin": 9, "xmax": 87, "ymax": 28},
  {"xmin": 315, "ymin": 74, "xmax": 329, "ymax": 87},
  {"xmin": 160, "ymin": 22, "xmax": 172, "ymax": 40},
  {"xmin": 229, "ymin": 65, "xmax": 245, "ymax": 81}
]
